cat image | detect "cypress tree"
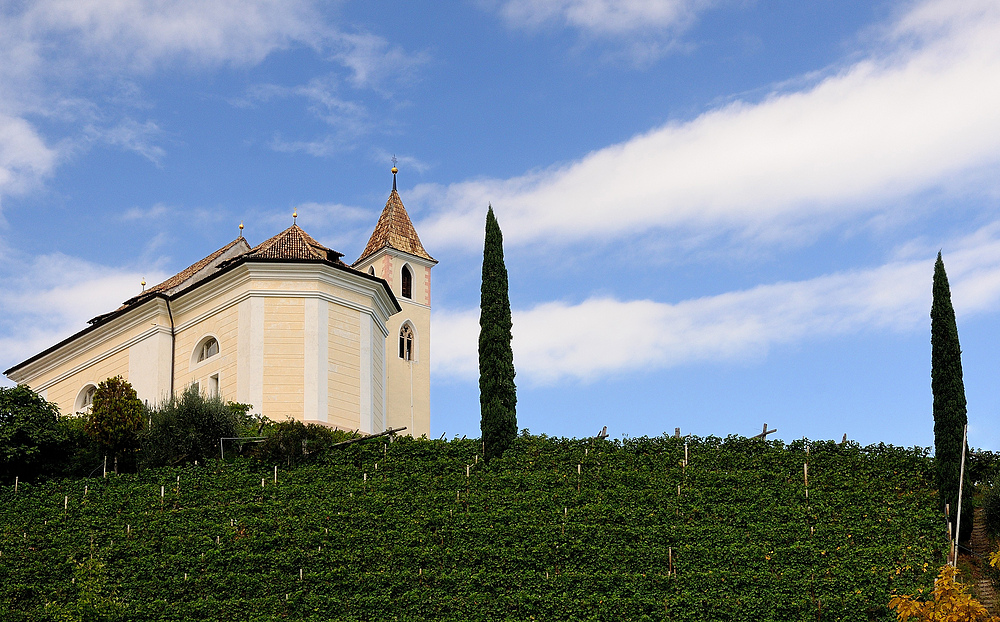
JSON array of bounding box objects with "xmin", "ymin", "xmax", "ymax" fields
[
  {"xmin": 479, "ymin": 205, "xmax": 517, "ymax": 461},
  {"xmin": 931, "ymin": 251, "xmax": 968, "ymax": 520}
]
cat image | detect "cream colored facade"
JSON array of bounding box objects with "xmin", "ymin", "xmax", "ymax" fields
[
  {"xmin": 5, "ymin": 184, "xmax": 435, "ymax": 436},
  {"xmin": 354, "ymin": 249, "xmax": 434, "ymax": 438}
]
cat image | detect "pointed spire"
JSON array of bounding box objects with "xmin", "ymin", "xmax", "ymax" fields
[
  {"xmin": 391, "ymin": 155, "xmax": 398, "ymax": 191},
  {"xmin": 354, "ymin": 172, "xmax": 435, "ymax": 265}
]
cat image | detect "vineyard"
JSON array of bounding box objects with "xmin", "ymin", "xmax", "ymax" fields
[{"xmin": 0, "ymin": 433, "xmax": 945, "ymax": 621}]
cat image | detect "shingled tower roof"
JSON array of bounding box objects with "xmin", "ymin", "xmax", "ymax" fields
[{"xmin": 355, "ymin": 184, "xmax": 435, "ymax": 265}]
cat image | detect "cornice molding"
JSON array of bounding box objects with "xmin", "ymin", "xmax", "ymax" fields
[
  {"xmin": 354, "ymin": 247, "xmax": 438, "ymax": 269},
  {"xmin": 8, "ymin": 299, "xmax": 171, "ymax": 384},
  {"xmin": 9, "ymin": 262, "xmax": 398, "ymax": 384},
  {"xmin": 32, "ymin": 324, "xmax": 172, "ymax": 392}
]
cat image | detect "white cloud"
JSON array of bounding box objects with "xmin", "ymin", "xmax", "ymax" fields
[
  {"xmin": 433, "ymin": 222, "xmax": 1000, "ymax": 383},
  {"xmin": 85, "ymin": 118, "xmax": 166, "ymax": 164},
  {"xmin": 500, "ymin": 0, "xmax": 710, "ymax": 36},
  {"xmin": 0, "ymin": 250, "xmax": 169, "ymax": 377},
  {"xmin": 371, "ymin": 149, "xmax": 432, "ymax": 175},
  {"xmin": 418, "ymin": 0, "xmax": 1000, "ymax": 253},
  {"xmin": 10, "ymin": 0, "xmax": 329, "ymax": 72},
  {"xmin": 0, "ymin": 113, "xmax": 59, "ymax": 198},
  {"xmin": 244, "ymin": 76, "xmax": 375, "ymax": 155},
  {"xmin": 332, "ymin": 32, "xmax": 430, "ymax": 90},
  {"xmin": 0, "ymin": 1, "xmax": 424, "ymax": 202},
  {"xmin": 122, "ymin": 203, "xmax": 172, "ymax": 221}
]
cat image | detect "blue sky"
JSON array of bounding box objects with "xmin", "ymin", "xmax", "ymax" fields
[{"xmin": 2, "ymin": 0, "xmax": 999, "ymax": 449}]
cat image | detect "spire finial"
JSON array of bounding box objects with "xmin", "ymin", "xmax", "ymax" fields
[
  {"xmin": 238, "ymin": 221, "xmax": 244, "ymax": 238},
  {"xmin": 141, "ymin": 278, "xmax": 146, "ymax": 292},
  {"xmin": 292, "ymin": 209, "xmax": 298, "ymax": 225},
  {"xmin": 391, "ymin": 155, "xmax": 398, "ymax": 190}
]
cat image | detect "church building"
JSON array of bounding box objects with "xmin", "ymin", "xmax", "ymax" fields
[{"xmin": 3, "ymin": 169, "xmax": 435, "ymax": 437}]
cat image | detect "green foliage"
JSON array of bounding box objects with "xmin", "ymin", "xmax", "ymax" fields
[
  {"xmin": 44, "ymin": 557, "xmax": 123, "ymax": 622},
  {"xmin": 85, "ymin": 376, "xmax": 144, "ymax": 472},
  {"xmin": 479, "ymin": 205, "xmax": 517, "ymax": 462},
  {"xmin": 967, "ymin": 449, "xmax": 1000, "ymax": 490},
  {"xmin": 56, "ymin": 416, "xmax": 104, "ymax": 479},
  {"xmin": 252, "ymin": 419, "xmax": 347, "ymax": 467},
  {"xmin": 227, "ymin": 402, "xmax": 254, "ymax": 421},
  {"xmin": 931, "ymin": 252, "xmax": 970, "ymax": 523},
  {"xmin": 0, "ymin": 385, "xmax": 66, "ymax": 483},
  {"xmin": 0, "ymin": 434, "xmax": 946, "ymax": 621},
  {"xmin": 983, "ymin": 487, "xmax": 1000, "ymax": 539},
  {"xmin": 141, "ymin": 386, "xmax": 251, "ymax": 468}
]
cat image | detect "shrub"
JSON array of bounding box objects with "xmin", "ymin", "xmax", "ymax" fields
[
  {"xmin": 141, "ymin": 386, "xmax": 249, "ymax": 467},
  {"xmin": 253, "ymin": 419, "xmax": 347, "ymax": 466}
]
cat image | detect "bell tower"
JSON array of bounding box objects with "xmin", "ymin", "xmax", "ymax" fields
[{"xmin": 353, "ymin": 165, "xmax": 436, "ymax": 437}]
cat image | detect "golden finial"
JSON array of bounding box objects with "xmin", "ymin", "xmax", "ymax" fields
[
  {"xmin": 391, "ymin": 155, "xmax": 398, "ymax": 190},
  {"xmin": 141, "ymin": 278, "xmax": 146, "ymax": 292},
  {"xmin": 292, "ymin": 210, "xmax": 298, "ymax": 224},
  {"xmin": 238, "ymin": 221, "xmax": 244, "ymax": 238}
]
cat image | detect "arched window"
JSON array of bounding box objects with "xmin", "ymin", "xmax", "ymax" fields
[
  {"xmin": 399, "ymin": 323, "xmax": 414, "ymax": 361},
  {"xmin": 197, "ymin": 337, "xmax": 219, "ymax": 362},
  {"xmin": 368, "ymin": 266, "xmax": 375, "ymax": 276},
  {"xmin": 75, "ymin": 384, "xmax": 97, "ymax": 413},
  {"xmin": 401, "ymin": 265, "xmax": 412, "ymax": 299}
]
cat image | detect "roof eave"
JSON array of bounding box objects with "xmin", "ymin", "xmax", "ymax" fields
[
  {"xmin": 5, "ymin": 293, "xmax": 170, "ymax": 377},
  {"xmin": 353, "ymin": 244, "xmax": 438, "ymax": 268}
]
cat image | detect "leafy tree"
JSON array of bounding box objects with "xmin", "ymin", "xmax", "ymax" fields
[
  {"xmin": 890, "ymin": 564, "xmax": 998, "ymax": 621},
  {"xmin": 85, "ymin": 376, "xmax": 143, "ymax": 474},
  {"xmin": 932, "ymin": 252, "xmax": 970, "ymax": 526},
  {"xmin": 141, "ymin": 385, "xmax": 250, "ymax": 467},
  {"xmin": 0, "ymin": 385, "xmax": 65, "ymax": 483},
  {"xmin": 479, "ymin": 205, "xmax": 517, "ymax": 461}
]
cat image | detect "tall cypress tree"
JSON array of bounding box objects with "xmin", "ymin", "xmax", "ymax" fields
[
  {"xmin": 479, "ymin": 205, "xmax": 517, "ymax": 461},
  {"xmin": 931, "ymin": 251, "xmax": 968, "ymax": 520}
]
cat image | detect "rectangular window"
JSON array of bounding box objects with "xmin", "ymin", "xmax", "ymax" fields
[{"xmin": 209, "ymin": 374, "xmax": 220, "ymax": 398}]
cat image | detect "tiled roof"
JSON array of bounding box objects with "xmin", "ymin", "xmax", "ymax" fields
[
  {"xmin": 355, "ymin": 188, "xmax": 435, "ymax": 265},
  {"xmin": 104, "ymin": 237, "xmax": 251, "ymax": 321},
  {"xmin": 90, "ymin": 226, "xmax": 353, "ymax": 327},
  {"xmin": 246, "ymin": 224, "xmax": 345, "ymax": 263},
  {"xmin": 145, "ymin": 238, "xmax": 249, "ymax": 296}
]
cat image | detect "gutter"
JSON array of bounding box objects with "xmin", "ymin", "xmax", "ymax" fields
[{"xmin": 166, "ymin": 298, "xmax": 176, "ymax": 398}]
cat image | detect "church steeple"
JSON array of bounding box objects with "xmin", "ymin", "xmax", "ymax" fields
[
  {"xmin": 353, "ymin": 166, "xmax": 435, "ymax": 440},
  {"xmin": 354, "ymin": 167, "xmax": 436, "ymax": 266}
]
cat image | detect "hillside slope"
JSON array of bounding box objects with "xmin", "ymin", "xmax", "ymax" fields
[{"xmin": 0, "ymin": 434, "xmax": 945, "ymax": 621}]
